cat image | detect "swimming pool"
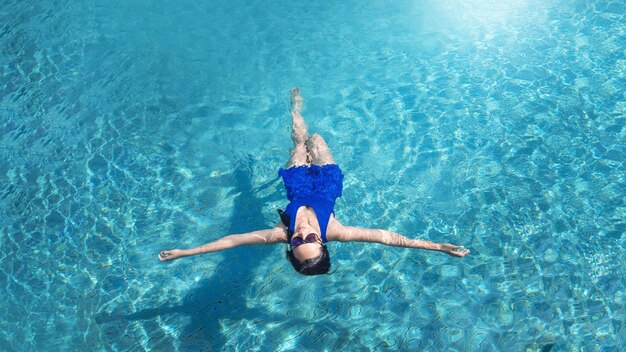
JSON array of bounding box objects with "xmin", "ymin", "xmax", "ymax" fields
[{"xmin": 1, "ymin": 0, "xmax": 624, "ymax": 350}]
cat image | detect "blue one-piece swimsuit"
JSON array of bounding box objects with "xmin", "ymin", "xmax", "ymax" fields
[{"xmin": 278, "ymin": 164, "xmax": 344, "ymax": 243}]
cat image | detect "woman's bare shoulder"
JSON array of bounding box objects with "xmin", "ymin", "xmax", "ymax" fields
[
  {"xmin": 325, "ymin": 215, "xmax": 348, "ymax": 242},
  {"xmin": 271, "ymin": 222, "xmax": 289, "ymax": 243}
]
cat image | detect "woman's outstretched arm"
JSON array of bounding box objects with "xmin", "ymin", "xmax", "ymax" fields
[
  {"xmin": 330, "ymin": 223, "xmax": 470, "ymax": 257},
  {"xmin": 158, "ymin": 222, "xmax": 288, "ymax": 262}
]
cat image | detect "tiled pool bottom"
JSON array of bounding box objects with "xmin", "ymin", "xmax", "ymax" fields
[{"xmin": 1, "ymin": 0, "xmax": 625, "ymax": 350}]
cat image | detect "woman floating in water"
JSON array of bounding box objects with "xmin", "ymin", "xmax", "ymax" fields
[{"xmin": 159, "ymin": 88, "xmax": 470, "ymax": 275}]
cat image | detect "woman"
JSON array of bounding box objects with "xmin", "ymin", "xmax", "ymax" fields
[{"xmin": 158, "ymin": 88, "xmax": 470, "ymax": 275}]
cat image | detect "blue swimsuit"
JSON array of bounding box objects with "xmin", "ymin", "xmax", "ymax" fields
[{"xmin": 278, "ymin": 164, "xmax": 344, "ymax": 243}]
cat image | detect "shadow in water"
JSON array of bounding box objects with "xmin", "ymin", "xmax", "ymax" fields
[
  {"xmin": 96, "ymin": 155, "xmax": 285, "ymax": 350},
  {"xmin": 96, "ymin": 155, "xmax": 368, "ymax": 351}
]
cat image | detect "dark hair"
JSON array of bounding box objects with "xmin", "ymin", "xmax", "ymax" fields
[{"xmin": 286, "ymin": 245, "xmax": 331, "ymax": 276}]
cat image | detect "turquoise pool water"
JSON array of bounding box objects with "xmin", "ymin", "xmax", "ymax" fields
[{"xmin": 1, "ymin": 0, "xmax": 624, "ymax": 350}]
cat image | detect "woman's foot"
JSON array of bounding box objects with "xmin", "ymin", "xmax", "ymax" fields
[{"xmin": 290, "ymin": 88, "xmax": 303, "ymax": 113}]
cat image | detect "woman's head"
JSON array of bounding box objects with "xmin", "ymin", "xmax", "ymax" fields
[
  {"xmin": 286, "ymin": 243, "xmax": 331, "ymax": 275},
  {"xmin": 279, "ymin": 209, "xmax": 331, "ymax": 275}
]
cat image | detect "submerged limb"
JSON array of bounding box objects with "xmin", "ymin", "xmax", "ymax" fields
[
  {"xmin": 286, "ymin": 144, "xmax": 309, "ymax": 168},
  {"xmin": 330, "ymin": 224, "xmax": 470, "ymax": 258},
  {"xmin": 306, "ymin": 133, "xmax": 335, "ymax": 166},
  {"xmin": 286, "ymin": 88, "xmax": 310, "ymax": 168},
  {"xmin": 158, "ymin": 226, "xmax": 288, "ymax": 262},
  {"xmin": 290, "ymin": 88, "xmax": 308, "ymax": 146}
]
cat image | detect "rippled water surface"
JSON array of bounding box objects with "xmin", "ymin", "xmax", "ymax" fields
[{"xmin": 1, "ymin": 0, "xmax": 625, "ymax": 351}]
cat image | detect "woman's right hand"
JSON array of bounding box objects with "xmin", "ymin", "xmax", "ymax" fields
[{"xmin": 158, "ymin": 249, "xmax": 183, "ymax": 262}]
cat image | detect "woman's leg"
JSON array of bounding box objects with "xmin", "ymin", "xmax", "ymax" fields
[
  {"xmin": 285, "ymin": 88, "xmax": 310, "ymax": 168},
  {"xmin": 306, "ymin": 133, "xmax": 336, "ymax": 166}
]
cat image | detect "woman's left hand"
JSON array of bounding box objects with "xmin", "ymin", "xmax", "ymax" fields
[
  {"xmin": 158, "ymin": 249, "xmax": 184, "ymax": 262},
  {"xmin": 439, "ymin": 243, "xmax": 470, "ymax": 257}
]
